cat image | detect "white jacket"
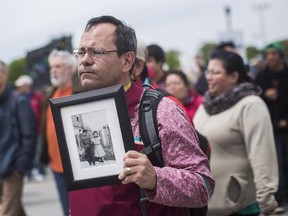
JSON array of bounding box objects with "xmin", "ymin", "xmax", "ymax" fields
[{"xmin": 194, "ymin": 95, "xmax": 278, "ymax": 215}]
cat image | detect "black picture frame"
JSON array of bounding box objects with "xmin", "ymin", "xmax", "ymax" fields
[{"xmin": 49, "ymin": 85, "xmax": 134, "ymax": 191}]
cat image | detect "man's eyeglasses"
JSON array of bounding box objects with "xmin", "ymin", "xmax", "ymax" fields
[{"xmin": 73, "ymin": 48, "xmax": 119, "ymax": 59}]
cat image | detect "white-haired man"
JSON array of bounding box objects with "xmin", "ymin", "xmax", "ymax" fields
[{"xmin": 41, "ymin": 49, "xmax": 81, "ymax": 216}]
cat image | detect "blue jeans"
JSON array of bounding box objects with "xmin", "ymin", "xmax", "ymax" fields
[{"xmin": 52, "ymin": 170, "xmax": 69, "ymax": 216}]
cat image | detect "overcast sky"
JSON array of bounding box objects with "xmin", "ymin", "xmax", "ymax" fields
[{"xmin": 1, "ymin": 0, "xmax": 287, "ymax": 67}]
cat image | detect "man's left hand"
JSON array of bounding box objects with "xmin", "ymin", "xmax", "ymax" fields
[{"xmin": 118, "ymin": 150, "xmax": 157, "ymax": 190}]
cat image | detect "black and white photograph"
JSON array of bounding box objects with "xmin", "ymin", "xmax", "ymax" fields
[{"xmin": 72, "ymin": 109, "xmax": 115, "ymax": 169}]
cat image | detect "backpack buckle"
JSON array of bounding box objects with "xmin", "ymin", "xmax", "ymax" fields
[{"xmin": 141, "ymin": 100, "xmax": 152, "ymax": 112}]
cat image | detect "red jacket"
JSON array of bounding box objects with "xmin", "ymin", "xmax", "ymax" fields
[{"xmin": 183, "ymin": 90, "xmax": 203, "ymax": 121}]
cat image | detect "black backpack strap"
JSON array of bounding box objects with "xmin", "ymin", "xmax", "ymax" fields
[
  {"xmin": 138, "ymin": 89, "xmax": 191, "ymax": 216},
  {"xmin": 196, "ymin": 131, "xmax": 211, "ymax": 160},
  {"xmin": 139, "ymin": 188, "xmax": 149, "ymax": 216},
  {"xmin": 138, "ymin": 89, "xmax": 163, "ymax": 216},
  {"xmin": 139, "ymin": 89, "xmax": 164, "ymax": 167}
]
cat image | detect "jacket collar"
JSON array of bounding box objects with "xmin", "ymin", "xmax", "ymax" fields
[{"xmin": 125, "ymin": 80, "xmax": 143, "ymax": 117}]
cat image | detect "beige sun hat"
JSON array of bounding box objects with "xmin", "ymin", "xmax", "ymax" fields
[{"xmin": 14, "ymin": 75, "xmax": 33, "ymax": 87}]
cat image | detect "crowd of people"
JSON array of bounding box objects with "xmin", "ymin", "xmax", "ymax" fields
[{"xmin": 0, "ymin": 14, "xmax": 287, "ymax": 216}]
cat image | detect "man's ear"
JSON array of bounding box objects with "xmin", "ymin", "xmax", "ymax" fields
[{"xmin": 122, "ymin": 51, "xmax": 136, "ymax": 74}]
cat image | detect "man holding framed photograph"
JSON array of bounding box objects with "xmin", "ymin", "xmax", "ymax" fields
[{"xmin": 69, "ymin": 15, "xmax": 215, "ymax": 216}]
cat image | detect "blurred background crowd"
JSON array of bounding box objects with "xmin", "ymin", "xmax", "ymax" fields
[{"xmin": 1, "ymin": 0, "xmax": 288, "ymax": 215}]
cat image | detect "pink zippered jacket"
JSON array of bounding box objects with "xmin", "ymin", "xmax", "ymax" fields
[{"xmin": 69, "ymin": 80, "xmax": 215, "ymax": 216}]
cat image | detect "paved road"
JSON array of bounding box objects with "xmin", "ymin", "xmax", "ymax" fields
[
  {"xmin": 21, "ymin": 170, "xmax": 288, "ymax": 216},
  {"xmin": 23, "ymin": 169, "xmax": 63, "ymax": 216}
]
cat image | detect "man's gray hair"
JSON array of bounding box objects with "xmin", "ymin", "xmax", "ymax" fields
[{"xmin": 48, "ymin": 49, "xmax": 77, "ymax": 73}]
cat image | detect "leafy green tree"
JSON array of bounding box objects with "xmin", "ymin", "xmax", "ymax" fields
[
  {"xmin": 165, "ymin": 50, "xmax": 180, "ymax": 70},
  {"xmin": 279, "ymin": 39, "xmax": 288, "ymax": 62},
  {"xmin": 8, "ymin": 57, "xmax": 27, "ymax": 82},
  {"xmin": 198, "ymin": 42, "xmax": 262, "ymax": 62},
  {"xmin": 198, "ymin": 43, "xmax": 217, "ymax": 62},
  {"xmin": 246, "ymin": 46, "xmax": 261, "ymax": 60},
  {"xmin": 246, "ymin": 39, "xmax": 288, "ymax": 62},
  {"xmin": 196, "ymin": 39, "xmax": 288, "ymax": 65}
]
